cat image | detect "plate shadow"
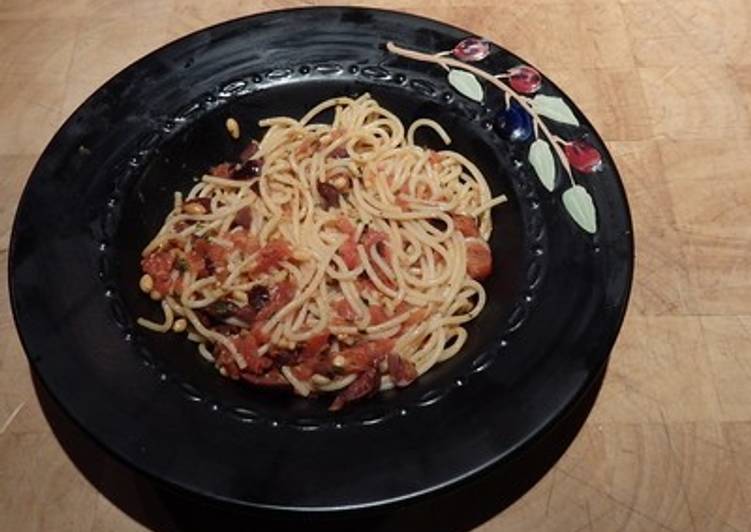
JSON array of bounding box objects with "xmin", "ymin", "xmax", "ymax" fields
[{"xmin": 33, "ymin": 362, "xmax": 606, "ymax": 531}]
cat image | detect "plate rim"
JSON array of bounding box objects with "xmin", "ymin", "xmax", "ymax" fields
[{"xmin": 8, "ymin": 5, "xmax": 635, "ymax": 513}]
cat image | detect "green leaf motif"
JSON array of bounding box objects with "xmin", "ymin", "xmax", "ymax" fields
[
  {"xmin": 530, "ymin": 95, "xmax": 579, "ymax": 126},
  {"xmin": 447, "ymin": 69, "xmax": 484, "ymax": 103},
  {"xmin": 562, "ymin": 185, "xmax": 597, "ymax": 234},
  {"xmin": 528, "ymin": 139, "xmax": 556, "ymax": 191}
]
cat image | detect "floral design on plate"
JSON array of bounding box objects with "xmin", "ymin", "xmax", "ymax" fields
[{"xmin": 387, "ymin": 37, "xmax": 604, "ymax": 234}]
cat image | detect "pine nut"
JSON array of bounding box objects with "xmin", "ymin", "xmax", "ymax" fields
[
  {"xmin": 225, "ymin": 117, "xmax": 240, "ymax": 139},
  {"xmin": 183, "ymin": 202, "xmax": 207, "ymax": 215},
  {"xmin": 139, "ymin": 273, "xmax": 154, "ymax": 293}
]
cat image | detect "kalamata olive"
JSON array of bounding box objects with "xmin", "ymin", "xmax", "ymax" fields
[
  {"xmin": 240, "ymin": 140, "xmax": 259, "ymax": 162},
  {"xmin": 329, "ymin": 146, "xmax": 348, "ymax": 158},
  {"xmin": 232, "ymin": 206, "xmax": 252, "ymax": 229},
  {"xmin": 270, "ymin": 349, "xmax": 300, "ymax": 367},
  {"xmin": 213, "ymin": 324, "xmax": 241, "ymax": 336},
  {"xmin": 427, "ymin": 218, "xmax": 448, "ymax": 231},
  {"xmin": 203, "ymin": 300, "xmax": 239, "ymax": 320},
  {"xmin": 317, "ymin": 181, "xmax": 340, "ymax": 209},
  {"xmin": 231, "ymin": 158, "xmax": 263, "ymax": 180},
  {"xmin": 247, "ymin": 285, "xmax": 270, "ymax": 311}
]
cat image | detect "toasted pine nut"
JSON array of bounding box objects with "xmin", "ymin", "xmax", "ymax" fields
[
  {"xmin": 332, "ymin": 355, "xmax": 347, "ymax": 368},
  {"xmin": 139, "ymin": 273, "xmax": 154, "ymax": 293},
  {"xmin": 183, "ymin": 202, "xmax": 207, "ymax": 215},
  {"xmin": 332, "ymin": 175, "xmax": 349, "ymax": 190},
  {"xmin": 225, "ymin": 117, "xmax": 240, "ymax": 139},
  {"xmin": 232, "ymin": 290, "xmax": 248, "ymax": 304},
  {"xmin": 292, "ymin": 248, "xmax": 311, "ymax": 261},
  {"xmin": 172, "ymin": 318, "xmax": 187, "ymax": 333},
  {"xmin": 149, "ymin": 290, "xmax": 163, "ymax": 301},
  {"xmin": 319, "ymin": 133, "xmax": 333, "ymax": 145},
  {"xmin": 277, "ymin": 338, "xmax": 296, "ymax": 350}
]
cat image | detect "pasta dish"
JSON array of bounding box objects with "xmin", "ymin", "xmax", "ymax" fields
[{"xmin": 137, "ymin": 94, "xmax": 506, "ymax": 410}]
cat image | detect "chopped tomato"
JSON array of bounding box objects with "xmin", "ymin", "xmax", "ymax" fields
[
  {"xmin": 405, "ymin": 307, "xmax": 430, "ymax": 327},
  {"xmin": 295, "ymin": 136, "xmax": 319, "ymax": 157},
  {"xmin": 292, "ymin": 355, "xmax": 334, "ymax": 381},
  {"xmin": 465, "ymin": 238, "xmax": 493, "ymax": 280},
  {"xmin": 251, "ymin": 239, "xmax": 292, "ymax": 274},
  {"xmin": 387, "ymin": 353, "xmax": 418, "ymax": 387},
  {"xmin": 332, "ymin": 216, "xmax": 356, "ymax": 236},
  {"xmin": 210, "ymin": 162, "xmax": 234, "ymax": 177},
  {"xmin": 335, "ymin": 339, "xmax": 394, "ymax": 373},
  {"xmin": 361, "ymin": 229, "xmax": 392, "ymax": 265},
  {"xmin": 428, "ymin": 150, "xmax": 444, "ymax": 165},
  {"xmin": 356, "ymin": 277, "xmax": 377, "ymax": 295},
  {"xmin": 185, "ymin": 250, "xmax": 206, "ymax": 276},
  {"xmin": 338, "ymin": 237, "xmax": 360, "ymax": 269},
  {"xmin": 291, "ymin": 364, "xmax": 314, "ymax": 381},
  {"xmin": 395, "ymin": 303, "xmax": 430, "ymax": 333},
  {"xmin": 452, "ymin": 214, "xmax": 480, "ymax": 238},
  {"xmin": 172, "ymin": 278, "xmax": 183, "ymax": 295},
  {"xmin": 329, "ymin": 368, "xmax": 380, "ymax": 411},
  {"xmin": 256, "ymin": 280, "xmax": 296, "ymax": 321},
  {"xmin": 214, "ymin": 345, "xmax": 240, "ymax": 379},
  {"xmin": 250, "ymin": 320, "xmax": 270, "ymax": 344},
  {"xmin": 141, "ymin": 249, "xmax": 176, "ymax": 295},
  {"xmin": 293, "ymin": 331, "xmax": 333, "ymax": 380},
  {"xmin": 292, "ymin": 344, "xmax": 334, "ymax": 381},
  {"xmin": 233, "ymin": 333, "xmax": 255, "ymax": 368},
  {"xmin": 233, "ymin": 305, "xmax": 256, "ymax": 326},
  {"xmin": 360, "ymin": 229, "xmax": 388, "ymax": 250},
  {"xmin": 228, "ymin": 231, "xmax": 260, "ymax": 255},
  {"xmin": 193, "ymin": 239, "xmax": 227, "ymax": 272},
  {"xmin": 332, "ymin": 298, "xmax": 358, "ymax": 321},
  {"xmin": 300, "ymin": 331, "xmax": 330, "ymax": 360},
  {"xmin": 369, "ymin": 305, "xmax": 388, "ymax": 325}
]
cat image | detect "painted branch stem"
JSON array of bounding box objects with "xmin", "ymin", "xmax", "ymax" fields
[{"xmin": 386, "ymin": 41, "xmax": 575, "ymax": 183}]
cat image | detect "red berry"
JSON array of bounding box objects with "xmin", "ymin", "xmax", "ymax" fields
[
  {"xmin": 564, "ymin": 140, "xmax": 603, "ymax": 173},
  {"xmin": 509, "ymin": 66, "xmax": 542, "ymax": 94},
  {"xmin": 452, "ymin": 38, "xmax": 490, "ymax": 62}
]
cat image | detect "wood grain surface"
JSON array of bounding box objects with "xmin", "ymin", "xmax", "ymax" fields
[{"xmin": 1, "ymin": 1, "xmax": 750, "ymax": 530}]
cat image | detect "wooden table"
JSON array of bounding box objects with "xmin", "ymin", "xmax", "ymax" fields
[{"xmin": 1, "ymin": 1, "xmax": 749, "ymax": 530}]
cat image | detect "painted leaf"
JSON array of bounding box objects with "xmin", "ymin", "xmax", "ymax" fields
[
  {"xmin": 528, "ymin": 139, "xmax": 556, "ymax": 191},
  {"xmin": 530, "ymin": 95, "xmax": 579, "ymax": 126},
  {"xmin": 562, "ymin": 185, "xmax": 597, "ymax": 234},
  {"xmin": 447, "ymin": 69, "xmax": 484, "ymax": 102}
]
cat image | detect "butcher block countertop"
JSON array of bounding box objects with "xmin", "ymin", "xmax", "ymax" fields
[{"xmin": 1, "ymin": 1, "xmax": 750, "ymax": 530}]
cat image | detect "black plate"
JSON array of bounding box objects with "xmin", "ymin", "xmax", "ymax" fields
[{"xmin": 9, "ymin": 7, "xmax": 633, "ymax": 513}]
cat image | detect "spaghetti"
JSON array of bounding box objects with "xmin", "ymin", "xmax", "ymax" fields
[{"xmin": 137, "ymin": 94, "xmax": 507, "ymax": 410}]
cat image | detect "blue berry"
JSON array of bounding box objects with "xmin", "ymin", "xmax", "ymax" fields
[{"xmin": 494, "ymin": 102, "xmax": 533, "ymax": 142}]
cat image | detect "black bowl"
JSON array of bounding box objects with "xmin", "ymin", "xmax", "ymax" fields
[{"xmin": 9, "ymin": 7, "xmax": 633, "ymax": 513}]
